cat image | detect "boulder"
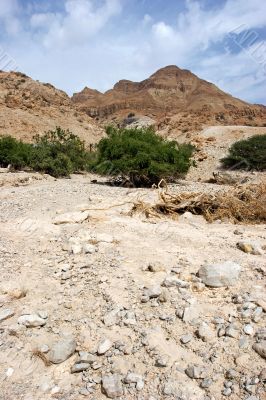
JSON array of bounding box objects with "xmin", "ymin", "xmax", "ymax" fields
[{"xmin": 198, "ymin": 261, "xmax": 241, "ymax": 287}]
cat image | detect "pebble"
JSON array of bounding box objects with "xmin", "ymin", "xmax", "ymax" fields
[
  {"xmin": 102, "ymin": 374, "xmax": 123, "ymax": 398},
  {"xmin": 71, "ymin": 362, "xmax": 90, "ymax": 373},
  {"xmin": 252, "ymin": 341, "xmax": 266, "ymax": 359},
  {"xmin": 98, "ymin": 338, "xmax": 113, "ymax": 355},
  {"xmin": 237, "ymin": 241, "xmax": 263, "ymax": 255},
  {"xmin": 83, "ymin": 243, "xmax": 97, "ymax": 254},
  {"xmin": 0, "ymin": 309, "xmax": 14, "ymax": 322},
  {"xmin": 180, "ymin": 333, "xmax": 193, "ymax": 344},
  {"xmin": 143, "ymin": 285, "xmax": 162, "ymax": 299},
  {"xmin": 17, "ymin": 314, "xmax": 46, "ymax": 327},
  {"xmin": 185, "ymin": 364, "xmax": 207, "ymax": 379},
  {"xmin": 162, "ymin": 276, "xmax": 189, "ymax": 288},
  {"xmin": 156, "ymin": 355, "xmax": 169, "ymax": 367},
  {"xmin": 244, "ymin": 324, "xmax": 254, "ymax": 335},
  {"xmin": 222, "ymin": 387, "xmax": 232, "ymax": 396},
  {"xmin": 124, "ymin": 372, "xmax": 144, "ymax": 390},
  {"xmin": 197, "ymin": 322, "xmax": 215, "ymax": 342}
]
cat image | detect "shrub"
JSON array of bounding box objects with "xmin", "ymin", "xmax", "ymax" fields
[
  {"xmin": 0, "ymin": 127, "xmax": 93, "ymax": 177},
  {"xmin": 0, "ymin": 136, "xmax": 32, "ymax": 169},
  {"xmin": 90, "ymin": 126, "xmax": 194, "ymax": 186},
  {"xmin": 221, "ymin": 134, "xmax": 266, "ymax": 171}
]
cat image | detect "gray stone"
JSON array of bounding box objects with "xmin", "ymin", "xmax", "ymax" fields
[
  {"xmin": 198, "ymin": 261, "xmax": 241, "ymax": 287},
  {"xmin": 222, "ymin": 387, "xmax": 232, "ymax": 396},
  {"xmin": 102, "ymin": 374, "xmax": 123, "ymax": 398},
  {"xmin": 48, "ymin": 337, "xmax": 76, "ymax": 364},
  {"xmin": 124, "ymin": 372, "xmax": 144, "ymax": 391},
  {"xmin": 252, "ymin": 341, "xmax": 266, "ymax": 359},
  {"xmin": 156, "ymin": 355, "xmax": 169, "ymax": 367},
  {"xmin": 182, "ymin": 305, "xmax": 200, "ymax": 323},
  {"xmin": 143, "ymin": 285, "xmax": 162, "ymax": 299},
  {"xmin": 162, "ymin": 276, "xmax": 189, "ymax": 288},
  {"xmin": 0, "ymin": 309, "xmax": 14, "ymax": 323},
  {"xmin": 98, "ymin": 338, "xmax": 113, "ymax": 355},
  {"xmin": 185, "ymin": 364, "xmax": 207, "ymax": 379},
  {"xmin": 180, "ymin": 333, "xmax": 193, "ymax": 344},
  {"xmin": 225, "ymin": 325, "xmax": 239, "ymax": 339},
  {"xmin": 200, "ymin": 378, "xmax": 213, "ymax": 388},
  {"xmin": 18, "ymin": 314, "xmax": 46, "ymax": 327},
  {"xmin": 78, "ymin": 351, "xmax": 97, "ymax": 364},
  {"xmin": 103, "ymin": 309, "xmax": 120, "ymax": 327},
  {"xmin": 71, "ymin": 362, "xmax": 90, "ymax": 373}
]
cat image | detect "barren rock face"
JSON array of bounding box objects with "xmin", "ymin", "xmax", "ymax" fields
[
  {"xmin": 0, "ymin": 71, "xmax": 104, "ymax": 143},
  {"xmin": 72, "ymin": 65, "xmax": 266, "ymax": 131}
]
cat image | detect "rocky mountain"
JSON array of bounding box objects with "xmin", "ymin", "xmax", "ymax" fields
[
  {"xmin": 72, "ymin": 65, "xmax": 265, "ymax": 138},
  {"xmin": 0, "ymin": 71, "xmax": 104, "ymax": 144}
]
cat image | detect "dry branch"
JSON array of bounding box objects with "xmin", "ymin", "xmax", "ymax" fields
[{"xmin": 130, "ymin": 183, "xmax": 266, "ymax": 224}]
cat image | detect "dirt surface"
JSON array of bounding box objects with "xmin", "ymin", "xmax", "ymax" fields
[{"xmin": 0, "ymin": 172, "xmax": 265, "ymax": 400}]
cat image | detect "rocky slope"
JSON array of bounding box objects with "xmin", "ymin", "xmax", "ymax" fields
[
  {"xmin": 0, "ymin": 71, "xmax": 104, "ymax": 144},
  {"xmin": 72, "ymin": 65, "xmax": 266, "ymax": 136}
]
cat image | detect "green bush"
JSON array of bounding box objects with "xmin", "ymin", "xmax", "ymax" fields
[
  {"xmin": 90, "ymin": 126, "xmax": 194, "ymax": 186},
  {"xmin": 0, "ymin": 136, "xmax": 33, "ymax": 169},
  {"xmin": 0, "ymin": 127, "xmax": 93, "ymax": 177},
  {"xmin": 221, "ymin": 134, "xmax": 266, "ymax": 171}
]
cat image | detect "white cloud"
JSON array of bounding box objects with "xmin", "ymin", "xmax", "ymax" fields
[
  {"xmin": 30, "ymin": 0, "xmax": 122, "ymax": 48},
  {"xmin": 0, "ymin": 0, "xmax": 21, "ymax": 35},
  {"xmin": 0, "ymin": 0, "xmax": 265, "ymax": 103}
]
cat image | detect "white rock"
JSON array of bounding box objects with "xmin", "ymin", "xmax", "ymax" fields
[
  {"xmin": 0, "ymin": 309, "xmax": 14, "ymax": 322},
  {"xmin": 18, "ymin": 314, "xmax": 46, "ymax": 327},
  {"xmin": 196, "ymin": 322, "xmax": 215, "ymax": 342},
  {"xmin": 162, "ymin": 276, "xmax": 189, "ymax": 288},
  {"xmin": 83, "ymin": 243, "xmax": 96, "ymax": 254},
  {"xmin": 244, "ymin": 324, "xmax": 254, "ymax": 335},
  {"xmin": 53, "ymin": 211, "xmax": 89, "ymax": 225},
  {"xmin": 198, "ymin": 261, "xmax": 241, "ymax": 287},
  {"xmin": 98, "ymin": 338, "xmax": 113, "ymax": 355},
  {"xmin": 182, "ymin": 305, "xmax": 201, "ymax": 323}
]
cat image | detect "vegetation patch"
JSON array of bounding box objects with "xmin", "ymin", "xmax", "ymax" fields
[
  {"xmin": 0, "ymin": 127, "xmax": 94, "ymax": 178},
  {"xmin": 90, "ymin": 126, "xmax": 195, "ymax": 187},
  {"xmin": 221, "ymin": 134, "xmax": 266, "ymax": 171}
]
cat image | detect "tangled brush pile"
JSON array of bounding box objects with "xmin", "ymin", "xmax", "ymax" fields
[{"xmin": 130, "ymin": 182, "xmax": 266, "ymax": 224}]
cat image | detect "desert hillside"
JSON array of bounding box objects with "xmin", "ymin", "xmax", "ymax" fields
[
  {"xmin": 72, "ymin": 66, "xmax": 266, "ymax": 134},
  {"xmin": 0, "ymin": 71, "xmax": 104, "ymax": 144}
]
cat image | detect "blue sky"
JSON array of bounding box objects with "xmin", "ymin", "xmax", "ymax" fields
[{"xmin": 0, "ymin": 0, "xmax": 265, "ymax": 104}]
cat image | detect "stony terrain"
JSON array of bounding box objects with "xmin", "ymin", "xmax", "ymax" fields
[
  {"xmin": 72, "ymin": 65, "xmax": 266, "ymax": 135},
  {"xmin": 0, "ymin": 168, "xmax": 265, "ymax": 400},
  {"xmin": 0, "ymin": 71, "xmax": 104, "ymax": 144}
]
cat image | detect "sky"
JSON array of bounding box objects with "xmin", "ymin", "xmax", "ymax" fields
[{"xmin": 0, "ymin": 0, "xmax": 265, "ymax": 104}]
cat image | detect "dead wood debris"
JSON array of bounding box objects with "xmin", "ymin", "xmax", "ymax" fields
[{"xmin": 130, "ymin": 183, "xmax": 266, "ymax": 224}]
